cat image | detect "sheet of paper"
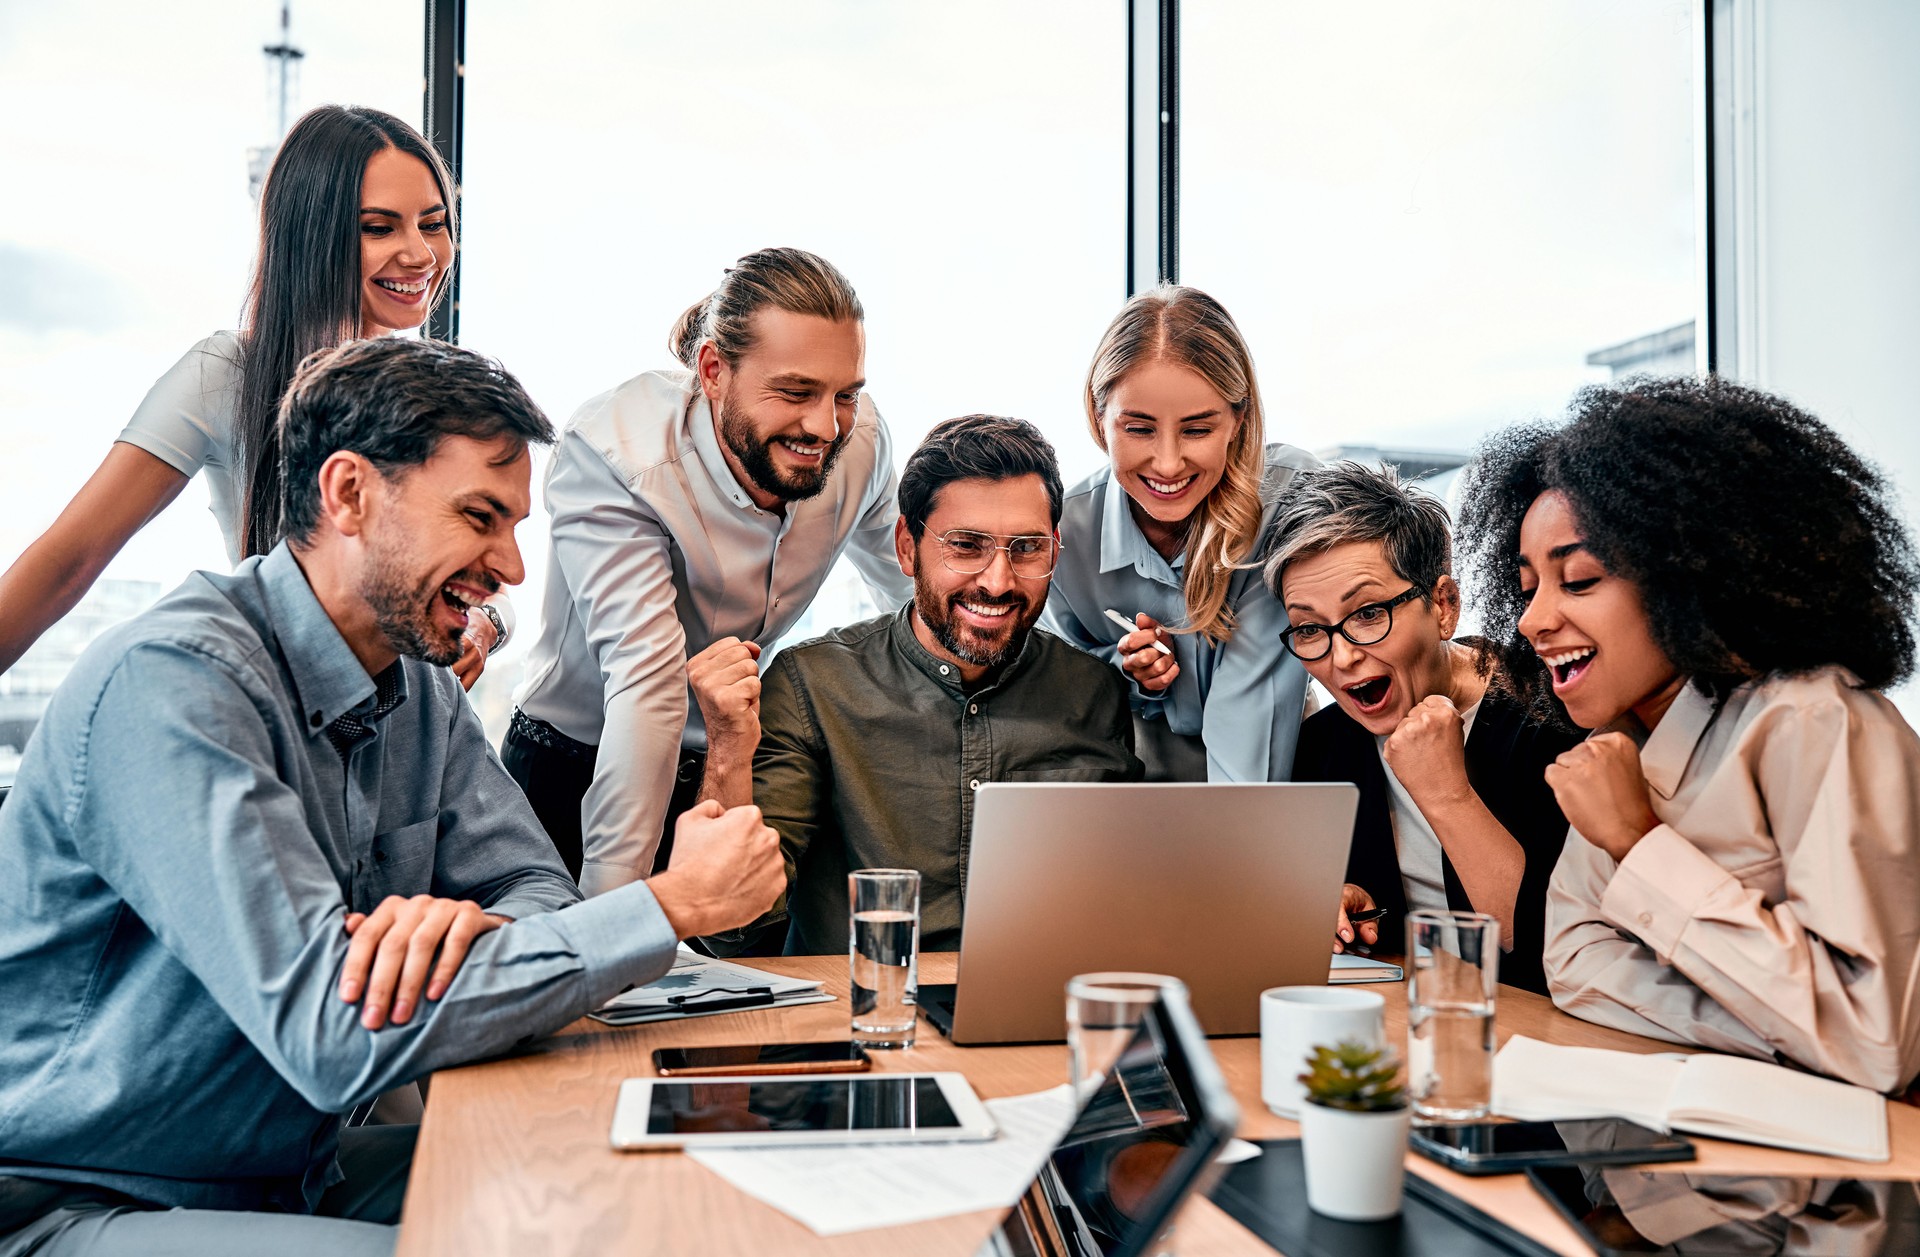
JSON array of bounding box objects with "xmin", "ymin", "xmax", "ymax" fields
[
  {"xmin": 1491, "ymin": 1035, "xmax": 1685, "ymax": 1131},
  {"xmin": 687, "ymin": 1085, "xmax": 1079, "ymax": 1236},
  {"xmin": 601, "ymin": 945, "xmax": 821, "ymax": 1012}
]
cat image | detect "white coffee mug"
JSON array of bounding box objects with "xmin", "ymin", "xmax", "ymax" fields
[{"xmin": 1260, "ymin": 986, "xmax": 1387, "ymax": 1117}]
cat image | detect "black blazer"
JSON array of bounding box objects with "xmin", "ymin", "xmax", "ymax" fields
[{"xmin": 1293, "ymin": 683, "xmax": 1581, "ymax": 995}]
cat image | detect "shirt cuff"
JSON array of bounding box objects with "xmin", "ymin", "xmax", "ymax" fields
[
  {"xmin": 1598, "ymin": 823, "xmax": 1738, "ymax": 961},
  {"xmin": 580, "ymin": 859, "xmax": 644, "ymax": 898},
  {"xmin": 552, "ymin": 879, "xmax": 679, "ymax": 1006}
]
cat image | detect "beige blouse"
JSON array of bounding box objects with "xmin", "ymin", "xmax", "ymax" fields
[{"xmin": 1543, "ymin": 666, "xmax": 1920, "ymax": 1093}]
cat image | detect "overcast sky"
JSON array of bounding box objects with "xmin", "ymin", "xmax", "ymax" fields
[{"xmin": 0, "ymin": 0, "xmax": 1696, "ymax": 704}]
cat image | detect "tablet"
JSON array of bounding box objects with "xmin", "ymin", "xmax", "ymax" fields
[
  {"xmin": 609, "ymin": 1071, "xmax": 998, "ymax": 1150},
  {"xmin": 1528, "ymin": 1162, "xmax": 1920, "ymax": 1255}
]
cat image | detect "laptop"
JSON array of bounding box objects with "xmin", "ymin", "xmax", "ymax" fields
[
  {"xmin": 922, "ymin": 782, "xmax": 1357, "ymax": 1043},
  {"xmin": 974, "ymin": 982, "xmax": 1239, "ymax": 1257}
]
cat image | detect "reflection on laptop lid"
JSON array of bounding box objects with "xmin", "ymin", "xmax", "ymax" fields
[{"xmin": 975, "ymin": 983, "xmax": 1239, "ymax": 1257}]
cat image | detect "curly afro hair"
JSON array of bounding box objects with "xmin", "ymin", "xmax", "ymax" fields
[{"xmin": 1456, "ymin": 375, "xmax": 1920, "ymax": 723}]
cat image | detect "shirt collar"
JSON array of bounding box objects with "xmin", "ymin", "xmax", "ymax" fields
[
  {"xmin": 258, "ymin": 544, "xmax": 385, "ymax": 734},
  {"xmin": 886, "ymin": 601, "xmax": 1042, "ymax": 697},
  {"xmin": 1097, "ymin": 469, "xmax": 1181, "ymax": 582},
  {"xmin": 685, "ymin": 383, "xmax": 773, "ymax": 516},
  {"xmin": 1625, "ymin": 681, "xmax": 1715, "ymax": 801}
]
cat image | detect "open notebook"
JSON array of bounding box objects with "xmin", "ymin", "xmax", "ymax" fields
[{"xmin": 1492, "ymin": 1035, "xmax": 1889, "ymax": 1162}]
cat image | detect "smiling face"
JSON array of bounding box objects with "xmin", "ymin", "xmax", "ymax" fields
[
  {"xmin": 1280, "ymin": 540, "xmax": 1458, "ymax": 734},
  {"xmin": 703, "ymin": 308, "xmax": 865, "ymax": 507},
  {"xmin": 360, "ymin": 433, "xmax": 530, "ymax": 666},
  {"xmin": 1100, "ymin": 359, "xmax": 1241, "ymax": 548},
  {"xmin": 1516, "ymin": 490, "xmax": 1683, "ymax": 730},
  {"xmin": 896, "ymin": 473, "xmax": 1055, "ymax": 683},
  {"xmin": 358, "ymin": 146, "xmax": 450, "ymax": 336}
]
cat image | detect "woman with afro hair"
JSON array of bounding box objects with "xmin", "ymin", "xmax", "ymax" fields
[{"xmin": 1456, "ymin": 375, "xmax": 1920, "ymax": 1093}]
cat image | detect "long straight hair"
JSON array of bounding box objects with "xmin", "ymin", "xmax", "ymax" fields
[
  {"xmin": 1085, "ymin": 285, "xmax": 1269, "ymax": 643},
  {"xmin": 235, "ymin": 105, "xmax": 457, "ymax": 557}
]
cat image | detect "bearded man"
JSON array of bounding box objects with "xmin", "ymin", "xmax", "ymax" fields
[
  {"xmin": 692, "ymin": 415, "xmax": 1143, "ymax": 956},
  {"xmin": 504, "ymin": 248, "xmax": 911, "ymax": 895}
]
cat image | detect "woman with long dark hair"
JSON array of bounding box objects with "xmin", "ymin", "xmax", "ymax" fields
[
  {"xmin": 0, "ymin": 104, "xmax": 506, "ymax": 685},
  {"xmin": 1457, "ymin": 375, "xmax": 1920, "ymax": 1091}
]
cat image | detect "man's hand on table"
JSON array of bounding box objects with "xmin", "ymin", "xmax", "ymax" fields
[
  {"xmin": 648, "ymin": 799, "xmax": 785, "ymax": 939},
  {"xmin": 339, "ymin": 895, "xmax": 510, "ymax": 1029}
]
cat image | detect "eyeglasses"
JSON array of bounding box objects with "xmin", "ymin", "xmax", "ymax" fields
[
  {"xmin": 933, "ymin": 530, "xmax": 1059, "ymax": 578},
  {"xmin": 1279, "ymin": 585, "xmax": 1427, "ymax": 661}
]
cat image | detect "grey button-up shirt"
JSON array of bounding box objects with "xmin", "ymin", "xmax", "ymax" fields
[
  {"xmin": 0, "ymin": 546, "xmax": 677, "ymax": 1213},
  {"xmin": 745, "ymin": 606, "xmax": 1143, "ymax": 956}
]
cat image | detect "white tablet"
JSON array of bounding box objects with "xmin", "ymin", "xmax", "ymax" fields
[{"xmin": 609, "ymin": 1071, "xmax": 999, "ymax": 1150}]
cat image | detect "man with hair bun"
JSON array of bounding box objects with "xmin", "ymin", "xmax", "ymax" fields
[
  {"xmin": 694, "ymin": 415, "xmax": 1143, "ymax": 957},
  {"xmin": 505, "ymin": 247, "xmax": 911, "ymax": 899}
]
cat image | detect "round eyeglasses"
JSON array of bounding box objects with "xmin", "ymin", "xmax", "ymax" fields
[
  {"xmin": 934, "ymin": 530, "xmax": 1058, "ymax": 579},
  {"xmin": 1279, "ymin": 585, "xmax": 1426, "ymax": 661}
]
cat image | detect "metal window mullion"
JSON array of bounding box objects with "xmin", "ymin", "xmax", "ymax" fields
[{"xmin": 424, "ymin": 0, "xmax": 466, "ymax": 344}]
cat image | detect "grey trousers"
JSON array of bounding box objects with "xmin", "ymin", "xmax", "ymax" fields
[{"xmin": 0, "ymin": 1125, "xmax": 415, "ymax": 1257}]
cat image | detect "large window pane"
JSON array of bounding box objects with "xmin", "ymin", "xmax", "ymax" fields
[
  {"xmin": 0, "ymin": 1, "xmax": 420, "ymax": 780},
  {"xmin": 459, "ymin": 0, "xmax": 1125, "ymax": 733},
  {"xmin": 1182, "ymin": 0, "xmax": 1697, "ymax": 490}
]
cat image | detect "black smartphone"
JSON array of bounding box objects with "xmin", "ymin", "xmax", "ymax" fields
[
  {"xmin": 1411, "ymin": 1118, "xmax": 1694, "ymax": 1176},
  {"xmin": 651, "ymin": 1041, "xmax": 871, "ymax": 1077}
]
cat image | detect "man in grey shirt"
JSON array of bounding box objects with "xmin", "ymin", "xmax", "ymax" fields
[
  {"xmin": 695, "ymin": 416, "xmax": 1142, "ymax": 955},
  {"xmin": 0, "ymin": 339, "xmax": 782, "ymax": 1256}
]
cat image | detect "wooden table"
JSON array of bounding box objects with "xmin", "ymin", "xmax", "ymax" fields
[{"xmin": 397, "ymin": 954, "xmax": 1920, "ymax": 1256}]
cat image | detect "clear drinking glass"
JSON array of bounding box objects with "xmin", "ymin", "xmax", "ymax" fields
[
  {"xmin": 1065, "ymin": 973, "xmax": 1187, "ymax": 1099},
  {"xmin": 849, "ymin": 869, "xmax": 920, "ymax": 1049},
  {"xmin": 1406, "ymin": 909, "xmax": 1500, "ymax": 1120}
]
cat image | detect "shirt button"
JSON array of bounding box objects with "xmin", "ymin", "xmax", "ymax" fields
[
  {"xmin": 1638, "ymin": 912, "xmax": 1653, "ymax": 926},
  {"xmin": 968, "ymin": 704, "xmax": 978, "ymax": 715},
  {"xmin": 309, "ymin": 711, "xmax": 323, "ymax": 728},
  {"xmin": 969, "ymin": 779, "xmax": 980, "ymax": 790},
  {"xmin": 939, "ymin": 665, "xmax": 950, "ymax": 675}
]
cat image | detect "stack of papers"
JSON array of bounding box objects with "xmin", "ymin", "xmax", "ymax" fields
[
  {"xmin": 1492, "ymin": 1035, "xmax": 1889, "ymax": 1162},
  {"xmin": 591, "ymin": 946, "xmax": 834, "ymax": 1026}
]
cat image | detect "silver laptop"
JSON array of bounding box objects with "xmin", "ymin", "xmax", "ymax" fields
[{"xmin": 932, "ymin": 782, "xmax": 1357, "ymax": 1044}]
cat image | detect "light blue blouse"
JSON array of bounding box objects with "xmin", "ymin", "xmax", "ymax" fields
[{"xmin": 1043, "ymin": 443, "xmax": 1319, "ymax": 782}]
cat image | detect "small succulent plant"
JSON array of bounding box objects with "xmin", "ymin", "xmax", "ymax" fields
[{"xmin": 1297, "ymin": 1040, "xmax": 1407, "ymax": 1112}]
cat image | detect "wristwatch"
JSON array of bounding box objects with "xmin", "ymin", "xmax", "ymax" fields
[{"xmin": 474, "ymin": 601, "xmax": 508, "ymax": 655}]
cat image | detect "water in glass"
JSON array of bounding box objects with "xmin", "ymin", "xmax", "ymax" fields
[{"xmin": 850, "ymin": 908, "xmax": 917, "ymax": 1048}]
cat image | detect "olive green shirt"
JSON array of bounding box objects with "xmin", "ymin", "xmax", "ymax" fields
[{"xmin": 746, "ymin": 605, "xmax": 1143, "ymax": 955}]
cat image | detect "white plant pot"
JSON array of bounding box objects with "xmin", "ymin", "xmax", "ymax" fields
[{"xmin": 1296, "ymin": 1101, "xmax": 1412, "ymax": 1221}]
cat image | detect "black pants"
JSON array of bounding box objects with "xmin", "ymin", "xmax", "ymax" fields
[{"xmin": 501, "ymin": 710, "xmax": 702, "ymax": 881}]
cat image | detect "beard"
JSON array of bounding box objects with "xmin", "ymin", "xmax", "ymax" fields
[
  {"xmin": 361, "ymin": 532, "xmax": 494, "ymax": 668},
  {"xmin": 718, "ymin": 391, "xmax": 847, "ymax": 503},
  {"xmin": 912, "ymin": 564, "xmax": 1042, "ymax": 674}
]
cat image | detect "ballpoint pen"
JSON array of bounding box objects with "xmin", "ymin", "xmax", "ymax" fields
[{"xmin": 1104, "ymin": 608, "xmax": 1174, "ymax": 655}]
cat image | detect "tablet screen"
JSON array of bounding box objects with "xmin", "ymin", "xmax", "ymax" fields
[
  {"xmin": 1530, "ymin": 1163, "xmax": 1920, "ymax": 1256},
  {"xmin": 643, "ymin": 1075, "xmax": 961, "ymax": 1136}
]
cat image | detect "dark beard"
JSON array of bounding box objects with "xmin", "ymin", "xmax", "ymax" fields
[
  {"xmin": 362, "ymin": 538, "xmax": 491, "ymax": 667},
  {"xmin": 718, "ymin": 394, "xmax": 846, "ymax": 502},
  {"xmin": 912, "ymin": 565, "xmax": 1040, "ymax": 673}
]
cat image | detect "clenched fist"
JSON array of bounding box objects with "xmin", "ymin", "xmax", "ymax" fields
[
  {"xmin": 689, "ymin": 637, "xmax": 763, "ymax": 753},
  {"xmin": 1383, "ymin": 694, "xmax": 1471, "ymax": 809},
  {"xmin": 1545, "ymin": 732, "xmax": 1660, "ymax": 861},
  {"xmin": 647, "ymin": 799, "xmax": 786, "ymax": 939}
]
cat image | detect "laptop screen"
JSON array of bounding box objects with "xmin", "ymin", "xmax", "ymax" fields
[{"xmin": 976, "ymin": 989, "xmax": 1236, "ymax": 1257}]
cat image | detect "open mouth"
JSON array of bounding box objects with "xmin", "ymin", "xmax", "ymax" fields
[
  {"xmin": 1343, "ymin": 676, "xmax": 1392, "ymax": 714},
  {"xmin": 374, "ymin": 276, "xmax": 432, "ymax": 302},
  {"xmin": 438, "ymin": 581, "xmax": 484, "ymax": 628},
  {"xmin": 954, "ymin": 597, "xmax": 1021, "ymax": 631},
  {"xmin": 1543, "ymin": 646, "xmax": 1596, "ymax": 690},
  {"xmin": 775, "ymin": 437, "xmax": 827, "ymax": 462},
  {"xmin": 1140, "ymin": 474, "xmax": 1196, "ymax": 500}
]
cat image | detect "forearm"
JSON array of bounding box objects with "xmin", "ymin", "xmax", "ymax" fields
[
  {"xmin": 1416, "ymin": 791, "xmax": 1526, "ymax": 945},
  {"xmin": 0, "ymin": 539, "xmax": 101, "ymax": 674},
  {"xmin": 697, "ymin": 735, "xmax": 757, "ymax": 809}
]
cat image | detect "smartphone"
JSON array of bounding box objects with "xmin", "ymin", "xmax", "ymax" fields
[
  {"xmin": 1411, "ymin": 1118, "xmax": 1694, "ymax": 1176},
  {"xmin": 651, "ymin": 1041, "xmax": 871, "ymax": 1077}
]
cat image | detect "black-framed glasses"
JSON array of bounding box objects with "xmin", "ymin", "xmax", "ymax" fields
[
  {"xmin": 1280, "ymin": 585, "xmax": 1427, "ymax": 661},
  {"xmin": 934, "ymin": 530, "xmax": 1058, "ymax": 578}
]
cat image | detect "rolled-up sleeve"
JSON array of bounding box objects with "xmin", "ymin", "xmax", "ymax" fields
[
  {"xmin": 72, "ymin": 643, "xmax": 677, "ymax": 1114},
  {"xmin": 545, "ymin": 429, "xmax": 689, "ymax": 896}
]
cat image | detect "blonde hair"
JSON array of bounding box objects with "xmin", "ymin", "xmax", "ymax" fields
[
  {"xmin": 1085, "ymin": 285, "xmax": 1269, "ymax": 643},
  {"xmin": 668, "ymin": 247, "xmax": 863, "ymax": 369}
]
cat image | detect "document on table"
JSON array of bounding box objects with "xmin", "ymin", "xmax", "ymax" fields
[{"xmin": 687, "ymin": 1085, "xmax": 1079, "ymax": 1235}]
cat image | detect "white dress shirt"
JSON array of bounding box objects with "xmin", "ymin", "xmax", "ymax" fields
[
  {"xmin": 513, "ymin": 369, "xmax": 912, "ymax": 895},
  {"xmin": 1544, "ymin": 666, "xmax": 1920, "ymax": 1092}
]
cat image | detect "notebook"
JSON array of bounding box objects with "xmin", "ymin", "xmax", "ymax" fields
[
  {"xmin": 1492, "ymin": 1035, "xmax": 1889, "ymax": 1162},
  {"xmin": 1328, "ymin": 952, "xmax": 1403, "ymax": 984}
]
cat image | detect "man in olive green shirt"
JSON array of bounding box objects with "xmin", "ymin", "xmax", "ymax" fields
[{"xmin": 693, "ymin": 415, "xmax": 1142, "ymax": 954}]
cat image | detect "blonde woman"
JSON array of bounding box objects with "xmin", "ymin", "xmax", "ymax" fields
[{"xmin": 1044, "ymin": 286, "xmax": 1317, "ymax": 781}]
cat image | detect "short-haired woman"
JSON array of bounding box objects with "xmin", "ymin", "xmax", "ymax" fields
[
  {"xmin": 1458, "ymin": 376, "xmax": 1920, "ymax": 1091},
  {"xmin": 1265, "ymin": 463, "xmax": 1581, "ymax": 993},
  {"xmin": 1044, "ymin": 286, "xmax": 1317, "ymax": 781},
  {"xmin": 0, "ymin": 105, "xmax": 507, "ymax": 688}
]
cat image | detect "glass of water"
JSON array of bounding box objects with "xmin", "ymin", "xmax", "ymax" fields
[
  {"xmin": 849, "ymin": 869, "xmax": 920, "ymax": 1049},
  {"xmin": 1065, "ymin": 972, "xmax": 1187, "ymax": 1100},
  {"xmin": 1406, "ymin": 909, "xmax": 1499, "ymax": 1120}
]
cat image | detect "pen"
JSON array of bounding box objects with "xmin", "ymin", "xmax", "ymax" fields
[
  {"xmin": 1103, "ymin": 608, "xmax": 1173, "ymax": 655},
  {"xmin": 668, "ymin": 986, "xmax": 776, "ymax": 1013},
  {"xmin": 1346, "ymin": 907, "xmax": 1389, "ymax": 924}
]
